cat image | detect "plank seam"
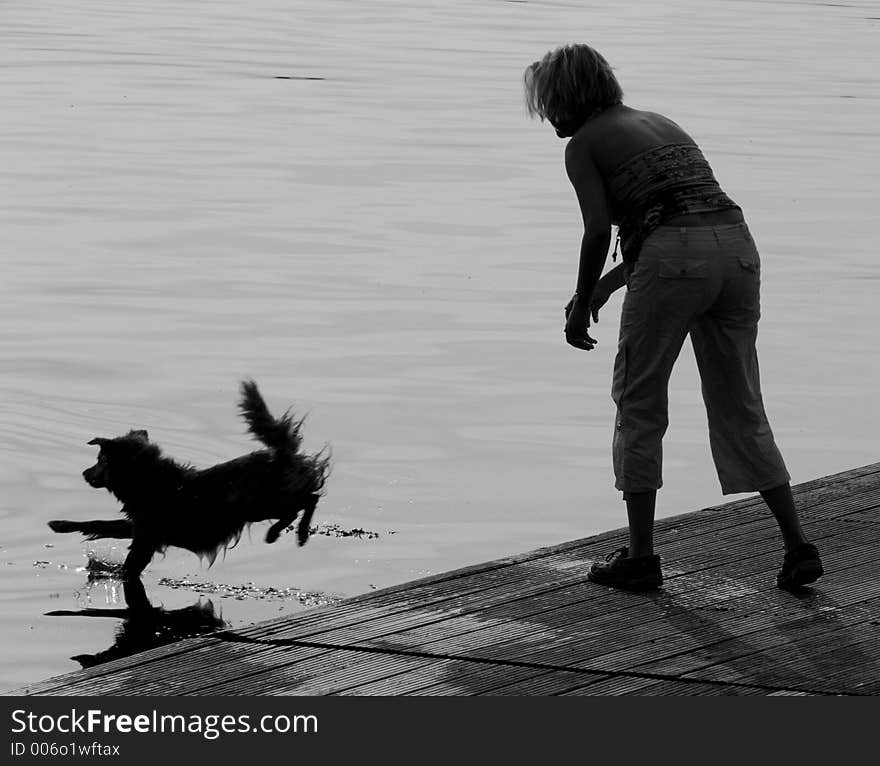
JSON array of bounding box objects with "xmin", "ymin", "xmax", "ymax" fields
[{"xmin": 208, "ymin": 633, "xmax": 850, "ymax": 697}]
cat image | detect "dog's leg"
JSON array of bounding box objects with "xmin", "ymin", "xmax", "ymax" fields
[
  {"xmin": 265, "ymin": 513, "xmax": 296, "ymax": 544},
  {"xmin": 48, "ymin": 519, "xmax": 134, "ymax": 540},
  {"xmin": 265, "ymin": 493, "xmax": 320, "ymax": 544},
  {"xmin": 122, "ymin": 539, "xmax": 156, "ymax": 580},
  {"xmin": 122, "ymin": 578, "xmax": 153, "ymax": 612},
  {"xmin": 295, "ymin": 496, "xmax": 319, "ymax": 546}
]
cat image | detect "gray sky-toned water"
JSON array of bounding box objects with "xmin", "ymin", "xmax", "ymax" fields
[{"xmin": 1, "ymin": 0, "xmax": 878, "ymax": 689}]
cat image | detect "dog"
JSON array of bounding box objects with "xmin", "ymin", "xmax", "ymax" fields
[{"xmin": 49, "ymin": 380, "xmax": 330, "ymax": 579}]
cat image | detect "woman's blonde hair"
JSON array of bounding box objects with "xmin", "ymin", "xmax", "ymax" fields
[{"xmin": 523, "ymin": 44, "xmax": 623, "ymax": 132}]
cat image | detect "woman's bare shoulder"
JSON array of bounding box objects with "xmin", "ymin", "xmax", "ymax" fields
[{"xmin": 577, "ymin": 106, "xmax": 697, "ymax": 172}]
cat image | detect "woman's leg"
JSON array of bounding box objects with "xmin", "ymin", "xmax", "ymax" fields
[
  {"xmin": 690, "ymin": 227, "xmax": 820, "ymax": 585},
  {"xmin": 608, "ymin": 230, "xmax": 711, "ymax": 571},
  {"xmin": 612, "ymin": 265, "xmax": 697, "ymax": 499},
  {"xmin": 625, "ymin": 489, "xmax": 657, "ymax": 557},
  {"xmin": 688, "ymin": 230, "xmax": 790, "ymax": 496},
  {"xmin": 759, "ymin": 483, "xmax": 808, "ymax": 552}
]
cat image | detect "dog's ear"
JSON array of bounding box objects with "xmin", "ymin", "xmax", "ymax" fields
[
  {"xmin": 129, "ymin": 429, "xmax": 149, "ymax": 442},
  {"xmin": 87, "ymin": 437, "xmax": 108, "ymax": 447}
]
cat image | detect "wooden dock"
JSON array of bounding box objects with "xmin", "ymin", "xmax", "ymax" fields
[{"xmin": 14, "ymin": 462, "xmax": 880, "ymax": 696}]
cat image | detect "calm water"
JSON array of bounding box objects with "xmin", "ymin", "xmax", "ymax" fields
[{"xmin": 1, "ymin": 0, "xmax": 878, "ymax": 689}]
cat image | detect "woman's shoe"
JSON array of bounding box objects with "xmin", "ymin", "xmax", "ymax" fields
[
  {"xmin": 777, "ymin": 543, "xmax": 823, "ymax": 589},
  {"xmin": 588, "ymin": 546, "xmax": 663, "ymax": 591}
]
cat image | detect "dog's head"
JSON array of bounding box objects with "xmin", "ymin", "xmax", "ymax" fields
[{"xmin": 83, "ymin": 430, "xmax": 153, "ymax": 491}]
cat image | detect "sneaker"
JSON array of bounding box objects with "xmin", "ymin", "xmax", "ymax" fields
[
  {"xmin": 777, "ymin": 543, "xmax": 824, "ymax": 590},
  {"xmin": 587, "ymin": 546, "xmax": 663, "ymax": 591}
]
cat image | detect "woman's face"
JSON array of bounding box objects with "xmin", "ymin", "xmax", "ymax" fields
[{"xmin": 550, "ymin": 117, "xmax": 580, "ymax": 139}]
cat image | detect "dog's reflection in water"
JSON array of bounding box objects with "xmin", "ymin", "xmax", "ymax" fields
[{"xmin": 46, "ymin": 577, "xmax": 226, "ymax": 669}]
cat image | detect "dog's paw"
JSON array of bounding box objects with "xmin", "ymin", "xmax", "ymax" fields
[
  {"xmin": 265, "ymin": 528, "xmax": 281, "ymax": 544},
  {"xmin": 48, "ymin": 520, "xmax": 76, "ymax": 533}
]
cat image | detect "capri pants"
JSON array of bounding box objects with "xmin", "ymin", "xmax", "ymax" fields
[{"xmin": 612, "ymin": 222, "xmax": 790, "ymax": 496}]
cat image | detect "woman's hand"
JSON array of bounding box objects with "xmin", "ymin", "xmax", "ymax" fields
[{"xmin": 563, "ymin": 293, "xmax": 597, "ymax": 351}]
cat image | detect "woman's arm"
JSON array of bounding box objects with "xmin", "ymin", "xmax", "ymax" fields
[
  {"xmin": 563, "ymin": 136, "xmax": 612, "ymax": 350},
  {"xmin": 591, "ymin": 262, "xmax": 627, "ymax": 322},
  {"xmin": 598, "ymin": 261, "xmax": 627, "ymax": 293},
  {"xmin": 565, "ymin": 139, "xmax": 612, "ymax": 299}
]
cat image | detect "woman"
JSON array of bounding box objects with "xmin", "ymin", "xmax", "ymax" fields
[{"xmin": 524, "ymin": 43, "xmax": 822, "ymax": 591}]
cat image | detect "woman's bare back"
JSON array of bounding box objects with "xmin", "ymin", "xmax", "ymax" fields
[{"xmin": 576, "ymin": 104, "xmax": 696, "ymax": 176}]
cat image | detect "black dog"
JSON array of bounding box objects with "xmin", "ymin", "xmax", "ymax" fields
[{"xmin": 49, "ymin": 380, "xmax": 330, "ymax": 579}]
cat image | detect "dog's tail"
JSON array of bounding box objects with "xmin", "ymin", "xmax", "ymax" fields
[
  {"xmin": 239, "ymin": 380, "xmax": 332, "ymax": 543},
  {"xmin": 239, "ymin": 379, "xmax": 303, "ymax": 456}
]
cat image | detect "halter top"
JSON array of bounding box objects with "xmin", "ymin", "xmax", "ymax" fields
[{"xmin": 607, "ymin": 142, "xmax": 740, "ymax": 264}]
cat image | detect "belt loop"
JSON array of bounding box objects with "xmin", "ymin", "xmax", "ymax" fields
[{"xmin": 679, "ymin": 226, "xmax": 687, "ymax": 244}]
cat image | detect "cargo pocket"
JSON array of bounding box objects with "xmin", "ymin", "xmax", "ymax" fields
[
  {"xmin": 658, "ymin": 258, "xmax": 709, "ymax": 279},
  {"xmin": 736, "ymin": 248, "xmax": 762, "ymax": 319},
  {"xmin": 625, "ymin": 260, "xmax": 648, "ymax": 292},
  {"xmin": 611, "ymin": 343, "xmax": 627, "ymax": 487},
  {"xmin": 737, "ymin": 253, "xmax": 760, "ymax": 274},
  {"xmin": 737, "ymin": 231, "xmax": 762, "ymax": 274},
  {"xmin": 611, "ymin": 342, "xmax": 628, "ymax": 410}
]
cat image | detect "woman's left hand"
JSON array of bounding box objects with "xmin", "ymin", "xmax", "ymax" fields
[{"xmin": 563, "ymin": 293, "xmax": 597, "ymax": 351}]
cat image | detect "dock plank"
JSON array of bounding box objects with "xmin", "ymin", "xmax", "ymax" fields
[{"xmin": 10, "ymin": 461, "xmax": 880, "ymax": 696}]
